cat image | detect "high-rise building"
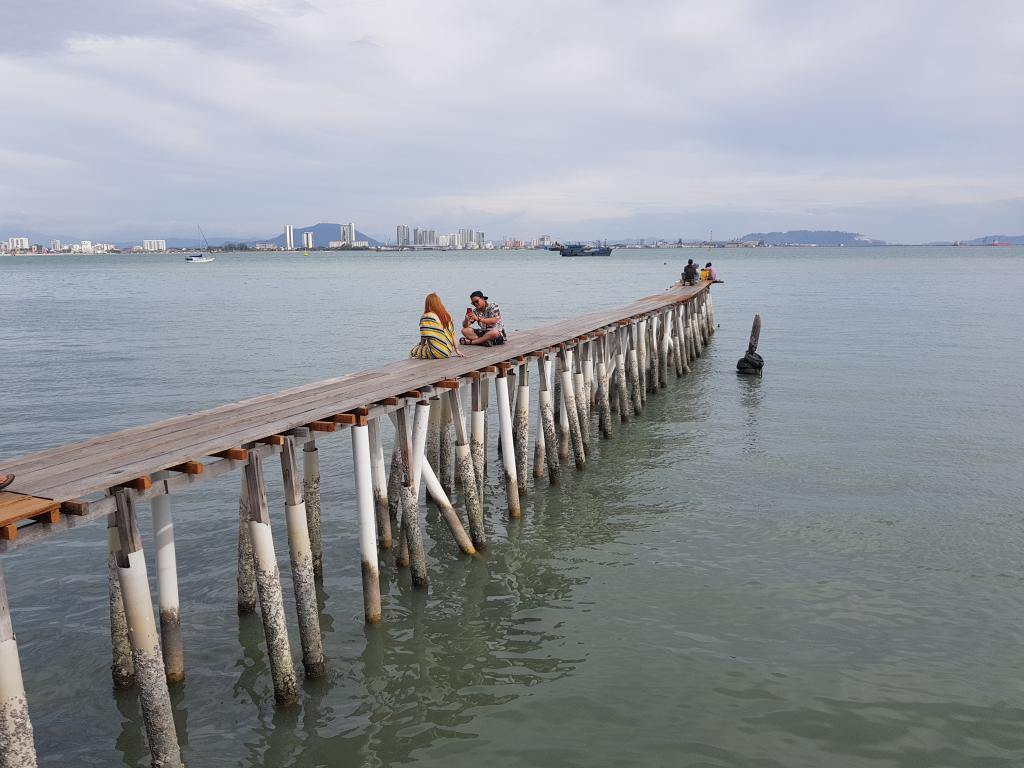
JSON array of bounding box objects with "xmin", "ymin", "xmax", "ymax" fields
[
  {"xmin": 7, "ymin": 236, "xmax": 29, "ymax": 251},
  {"xmin": 142, "ymin": 239, "xmax": 166, "ymax": 252},
  {"xmin": 284, "ymin": 224, "xmax": 294, "ymax": 250},
  {"xmin": 302, "ymin": 231, "xmax": 314, "ymax": 249},
  {"xmin": 342, "ymin": 223, "xmax": 355, "ymax": 244},
  {"xmin": 396, "ymin": 224, "xmax": 410, "ymax": 246},
  {"xmin": 79, "ymin": 240, "xmax": 94, "ymax": 254}
]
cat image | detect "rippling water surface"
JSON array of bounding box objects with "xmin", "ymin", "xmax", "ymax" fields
[{"xmin": 2, "ymin": 247, "xmax": 1023, "ymax": 767}]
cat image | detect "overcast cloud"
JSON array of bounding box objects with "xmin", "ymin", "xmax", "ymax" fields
[{"xmin": 1, "ymin": 0, "xmax": 1021, "ymax": 243}]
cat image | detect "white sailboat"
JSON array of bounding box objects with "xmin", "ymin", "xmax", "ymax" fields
[{"xmin": 185, "ymin": 226, "xmax": 216, "ymax": 263}]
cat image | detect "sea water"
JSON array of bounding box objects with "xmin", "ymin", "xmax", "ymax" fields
[{"xmin": 1, "ymin": 247, "xmax": 1023, "ymax": 767}]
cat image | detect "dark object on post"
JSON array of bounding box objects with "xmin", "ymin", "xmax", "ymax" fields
[{"xmin": 737, "ymin": 314, "xmax": 764, "ymax": 375}]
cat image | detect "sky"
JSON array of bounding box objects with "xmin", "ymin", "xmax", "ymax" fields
[{"xmin": 1, "ymin": 0, "xmax": 1022, "ymax": 244}]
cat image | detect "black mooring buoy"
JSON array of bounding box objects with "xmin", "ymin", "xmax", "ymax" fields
[{"xmin": 737, "ymin": 314, "xmax": 764, "ymax": 375}]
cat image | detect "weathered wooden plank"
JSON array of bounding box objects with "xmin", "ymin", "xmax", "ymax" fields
[
  {"xmin": 7, "ymin": 361, "xmax": 456, "ymax": 486},
  {"xmin": 0, "ymin": 494, "xmax": 62, "ymax": 541}
]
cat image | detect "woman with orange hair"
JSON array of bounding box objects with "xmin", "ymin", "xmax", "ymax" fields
[{"xmin": 410, "ymin": 292, "xmax": 463, "ymax": 359}]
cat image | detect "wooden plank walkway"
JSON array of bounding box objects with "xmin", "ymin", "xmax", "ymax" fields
[{"xmin": 2, "ymin": 283, "xmax": 709, "ymax": 510}]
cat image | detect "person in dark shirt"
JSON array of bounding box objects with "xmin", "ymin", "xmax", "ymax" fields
[{"xmin": 682, "ymin": 259, "xmax": 698, "ymax": 285}]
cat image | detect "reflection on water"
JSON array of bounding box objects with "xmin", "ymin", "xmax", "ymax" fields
[{"xmin": 738, "ymin": 373, "xmax": 764, "ymax": 457}]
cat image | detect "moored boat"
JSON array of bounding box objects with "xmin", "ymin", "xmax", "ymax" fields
[{"xmin": 549, "ymin": 243, "xmax": 613, "ymax": 257}]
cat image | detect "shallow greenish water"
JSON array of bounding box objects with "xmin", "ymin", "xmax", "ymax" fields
[{"xmin": 1, "ymin": 247, "xmax": 1023, "ymax": 767}]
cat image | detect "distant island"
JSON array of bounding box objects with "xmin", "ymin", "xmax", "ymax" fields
[{"xmin": 738, "ymin": 230, "xmax": 887, "ymax": 246}]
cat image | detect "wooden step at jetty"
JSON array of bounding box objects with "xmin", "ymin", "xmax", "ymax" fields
[{"xmin": 0, "ymin": 493, "xmax": 62, "ymax": 540}]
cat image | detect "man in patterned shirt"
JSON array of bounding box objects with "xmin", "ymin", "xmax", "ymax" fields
[{"xmin": 461, "ymin": 290, "xmax": 506, "ymax": 346}]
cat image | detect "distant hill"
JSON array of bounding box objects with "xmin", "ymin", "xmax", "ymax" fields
[
  {"xmin": 263, "ymin": 223, "xmax": 383, "ymax": 248},
  {"xmin": 740, "ymin": 230, "xmax": 886, "ymax": 246},
  {"xmin": 964, "ymin": 234, "xmax": 1024, "ymax": 245}
]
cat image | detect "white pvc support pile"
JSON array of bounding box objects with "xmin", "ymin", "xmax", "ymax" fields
[
  {"xmin": 420, "ymin": 457, "xmax": 475, "ymax": 555},
  {"xmin": 637, "ymin": 319, "xmax": 648, "ymax": 403},
  {"xmin": 235, "ymin": 475, "xmax": 257, "ymax": 614},
  {"xmin": 471, "ymin": 408, "xmax": 486, "ymax": 503},
  {"xmin": 367, "ymin": 419, "xmax": 391, "ymax": 550},
  {"xmin": 494, "ymin": 374, "xmax": 521, "ymax": 517},
  {"xmin": 118, "ymin": 550, "xmax": 182, "ymax": 766},
  {"xmin": 0, "ymin": 564, "xmax": 38, "ymax": 768},
  {"xmin": 351, "ymin": 423, "xmax": 382, "ymax": 623},
  {"xmin": 514, "ymin": 377, "xmax": 530, "ymax": 496},
  {"xmin": 558, "ymin": 350, "xmax": 572, "ymax": 460},
  {"xmin": 247, "ymin": 518, "xmax": 299, "ymax": 703},
  {"xmin": 106, "ymin": 521, "xmax": 134, "ymax": 688},
  {"xmin": 150, "ymin": 473, "xmax": 184, "ymax": 685},
  {"xmin": 559, "ymin": 359, "xmax": 587, "ymax": 471},
  {"xmin": 301, "ymin": 442, "xmax": 323, "ymax": 578}
]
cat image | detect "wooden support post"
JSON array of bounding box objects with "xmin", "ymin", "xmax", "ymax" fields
[
  {"xmin": 470, "ymin": 378, "xmax": 486, "ymax": 505},
  {"xmin": 673, "ymin": 304, "xmax": 689, "ymax": 376},
  {"xmin": 615, "ymin": 327, "xmax": 631, "ymax": 422},
  {"xmin": 301, "ymin": 440, "xmax": 323, "ymax": 579},
  {"xmin": 280, "ymin": 437, "xmax": 325, "ymax": 678},
  {"xmin": 396, "ymin": 404, "xmax": 429, "ymax": 588},
  {"xmin": 386, "ymin": 439, "xmax": 406, "ymax": 564},
  {"xmin": 513, "ymin": 364, "xmax": 530, "ymax": 497},
  {"xmin": 446, "ymin": 384, "xmax": 485, "ymax": 550},
  {"xmin": 557, "ymin": 350, "xmax": 571, "ymax": 460},
  {"xmin": 0, "ymin": 562, "xmax": 38, "ymax": 768},
  {"xmin": 367, "ymin": 418, "xmax": 392, "ymax": 549},
  {"xmin": 558, "ymin": 349, "xmax": 587, "ymax": 470},
  {"xmin": 236, "ymin": 472, "xmax": 257, "ymax": 614},
  {"xmin": 113, "ymin": 489, "xmax": 183, "ymax": 766},
  {"xmin": 582, "ymin": 341, "xmax": 595, "ymax": 410},
  {"xmin": 636, "ymin": 319, "xmax": 648, "ymax": 403},
  {"xmin": 499, "ymin": 368, "xmax": 516, "ymax": 458},
  {"xmin": 438, "ymin": 395, "xmax": 454, "ymax": 500},
  {"xmin": 596, "ymin": 336, "xmax": 613, "ymax": 438},
  {"xmin": 703, "ymin": 292, "xmax": 713, "ymax": 341},
  {"xmin": 420, "ymin": 457, "xmax": 475, "ymax": 554},
  {"xmin": 646, "ymin": 316, "xmax": 659, "ymax": 392},
  {"xmin": 573, "ymin": 347, "xmax": 590, "ymax": 451},
  {"xmin": 425, "ymin": 398, "xmax": 441, "ymax": 484},
  {"xmin": 707, "ymin": 291, "xmax": 716, "ymax": 334},
  {"xmin": 658, "ymin": 311, "xmax": 671, "ymax": 386},
  {"xmin": 530, "ymin": 357, "xmax": 547, "ymax": 479},
  {"xmin": 480, "ymin": 376, "xmax": 490, "ymax": 481},
  {"xmin": 692, "ymin": 300, "xmax": 704, "ymax": 357},
  {"xmin": 494, "ymin": 372, "xmax": 521, "ymax": 517},
  {"xmin": 150, "ymin": 473, "xmax": 184, "ymax": 685},
  {"xmin": 243, "ymin": 452, "xmax": 299, "ymax": 704},
  {"xmin": 107, "ymin": 514, "xmax": 135, "ymax": 688},
  {"xmin": 626, "ymin": 326, "xmax": 642, "ymax": 416},
  {"xmin": 536, "ymin": 353, "xmax": 560, "ymax": 484},
  {"xmin": 351, "ymin": 421, "xmax": 382, "ymax": 623}
]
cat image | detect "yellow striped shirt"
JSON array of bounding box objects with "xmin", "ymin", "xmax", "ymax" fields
[{"xmin": 410, "ymin": 313, "xmax": 458, "ymax": 359}]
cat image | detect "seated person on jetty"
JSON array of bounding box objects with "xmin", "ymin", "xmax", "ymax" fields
[
  {"xmin": 410, "ymin": 292, "xmax": 464, "ymax": 359},
  {"xmin": 681, "ymin": 259, "xmax": 698, "ymax": 285},
  {"xmin": 460, "ymin": 290, "xmax": 506, "ymax": 346},
  {"xmin": 700, "ymin": 262, "xmax": 717, "ymax": 281}
]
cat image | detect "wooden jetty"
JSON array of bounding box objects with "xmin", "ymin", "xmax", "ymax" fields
[{"xmin": 0, "ymin": 283, "xmax": 714, "ymax": 767}]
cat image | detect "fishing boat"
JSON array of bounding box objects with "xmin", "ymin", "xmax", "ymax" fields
[
  {"xmin": 185, "ymin": 226, "xmax": 216, "ymax": 263},
  {"xmin": 549, "ymin": 243, "xmax": 613, "ymax": 257}
]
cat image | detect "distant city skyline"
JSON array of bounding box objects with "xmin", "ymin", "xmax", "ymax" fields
[{"xmin": 1, "ymin": 3, "xmax": 1021, "ymax": 244}]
